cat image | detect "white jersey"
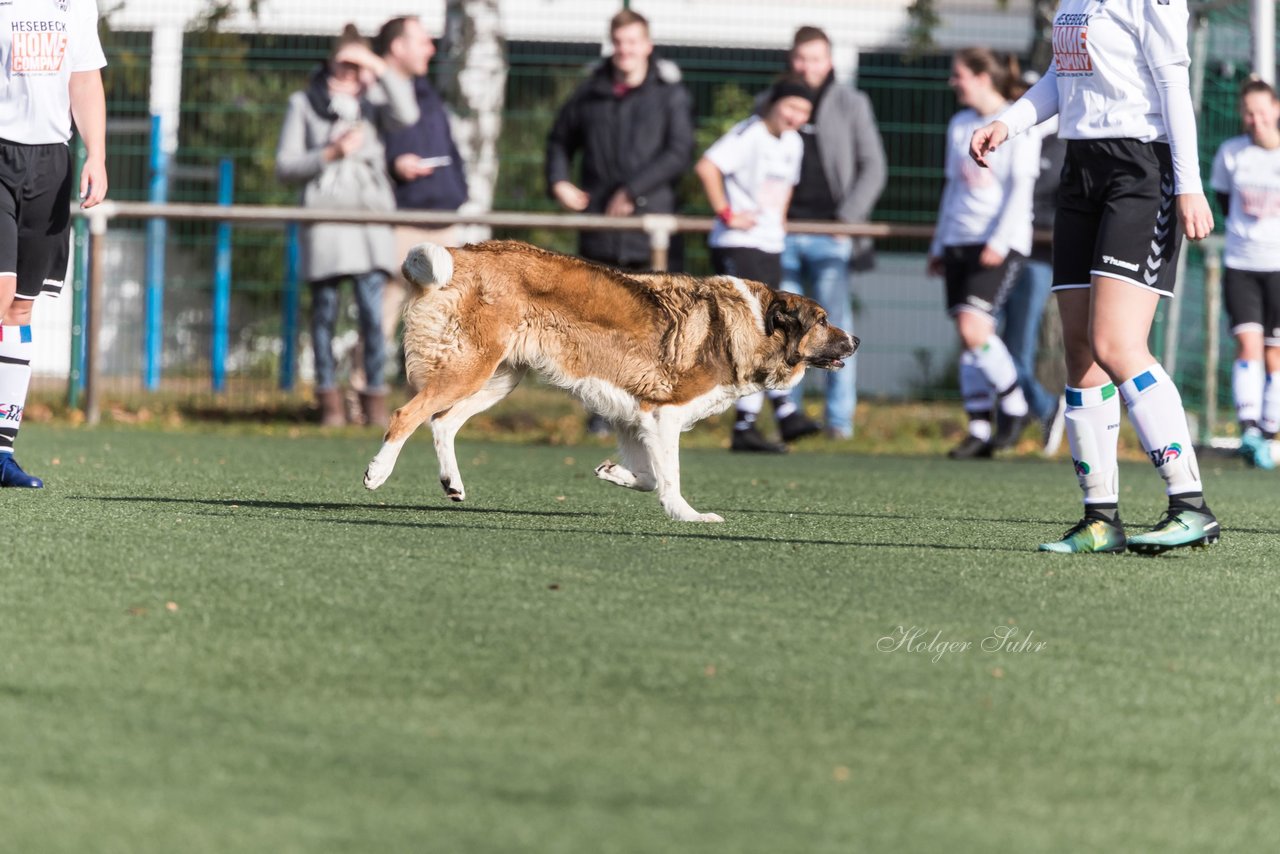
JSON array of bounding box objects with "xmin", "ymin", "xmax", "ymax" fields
[
  {"xmin": 1050, "ymin": 0, "xmax": 1190, "ymax": 143},
  {"xmin": 931, "ymin": 108, "xmax": 1040, "ymax": 258},
  {"xmin": 0, "ymin": 0, "xmax": 106, "ymax": 145},
  {"xmin": 1211, "ymin": 135, "xmax": 1280, "ymax": 272},
  {"xmin": 705, "ymin": 116, "xmax": 803, "ymax": 255}
]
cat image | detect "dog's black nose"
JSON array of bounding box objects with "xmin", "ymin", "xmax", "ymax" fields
[{"xmin": 849, "ymin": 335, "xmax": 860, "ymax": 354}]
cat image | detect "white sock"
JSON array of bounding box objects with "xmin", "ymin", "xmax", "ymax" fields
[
  {"xmin": 1263, "ymin": 371, "xmax": 1280, "ymax": 437},
  {"xmin": 735, "ymin": 392, "xmax": 764, "ymax": 431},
  {"xmin": 1064, "ymin": 383, "xmax": 1121, "ymax": 505},
  {"xmin": 1232, "ymin": 359, "xmax": 1263, "ymax": 429},
  {"xmin": 970, "ymin": 336, "xmax": 1028, "ymax": 417},
  {"xmin": 0, "ymin": 325, "xmax": 34, "ymax": 455},
  {"xmin": 767, "ymin": 389, "xmax": 797, "ymax": 420},
  {"xmin": 1119, "ymin": 363, "xmax": 1203, "ymax": 497},
  {"xmin": 959, "ymin": 350, "xmax": 993, "ymax": 439}
]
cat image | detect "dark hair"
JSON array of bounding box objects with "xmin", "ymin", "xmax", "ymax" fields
[
  {"xmin": 954, "ymin": 47, "xmax": 1021, "ymax": 100},
  {"xmin": 330, "ymin": 23, "xmax": 368, "ymax": 61},
  {"xmin": 610, "ymin": 9, "xmax": 649, "ymax": 36},
  {"xmin": 791, "ymin": 26, "xmax": 830, "ymax": 51},
  {"xmin": 766, "ymin": 73, "xmax": 816, "ymax": 107},
  {"xmin": 1241, "ymin": 76, "xmax": 1279, "ymax": 102},
  {"xmin": 373, "ymin": 16, "xmax": 415, "ymax": 57}
]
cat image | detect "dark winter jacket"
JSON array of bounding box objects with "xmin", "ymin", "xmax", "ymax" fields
[
  {"xmin": 383, "ymin": 76, "xmax": 469, "ymax": 212},
  {"xmin": 545, "ymin": 58, "xmax": 694, "ymax": 266}
]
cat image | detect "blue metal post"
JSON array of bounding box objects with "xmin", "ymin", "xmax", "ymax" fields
[
  {"xmin": 280, "ymin": 222, "xmax": 301, "ymax": 391},
  {"xmin": 144, "ymin": 113, "xmax": 168, "ymax": 390},
  {"xmin": 68, "ymin": 139, "xmax": 88, "ymax": 408},
  {"xmin": 211, "ymin": 157, "xmax": 234, "ymax": 391}
]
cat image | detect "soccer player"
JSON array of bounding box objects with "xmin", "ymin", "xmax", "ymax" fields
[
  {"xmin": 1, "ymin": 0, "xmax": 109, "ymax": 488},
  {"xmin": 1210, "ymin": 78, "xmax": 1280, "ymax": 471},
  {"xmin": 928, "ymin": 48, "xmax": 1039, "ymax": 459},
  {"xmin": 695, "ymin": 76, "xmax": 819, "ymax": 452},
  {"xmin": 971, "ymin": 0, "xmax": 1220, "ymax": 554}
]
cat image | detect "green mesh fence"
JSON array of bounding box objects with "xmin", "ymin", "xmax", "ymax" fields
[{"xmin": 65, "ymin": 1, "xmax": 1262, "ymax": 422}]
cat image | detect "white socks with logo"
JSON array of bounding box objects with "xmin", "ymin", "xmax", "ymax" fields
[
  {"xmin": 0, "ymin": 325, "xmax": 34, "ymax": 455},
  {"xmin": 1063, "ymin": 383, "xmax": 1121, "ymax": 505},
  {"xmin": 970, "ymin": 336, "xmax": 1028, "ymax": 417},
  {"xmin": 959, "ymin": 350, "xmax": 994, "ymax": 440},
  {"xmin": 1118, "ymin": 363, "xmax": 1203, "ymax": 498},
  {"xmin": 1233, "ymin": 359, "xmax": 1263, "ymax": 431}
]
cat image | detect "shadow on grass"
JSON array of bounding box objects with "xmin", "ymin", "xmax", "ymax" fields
[
  {"xmin": 80, "ymin": 496, "xmax": 599, "ymax": 519},
  {"xmin": 720, "ymin": 507, "xmax": 1065, "ymax": 526}
]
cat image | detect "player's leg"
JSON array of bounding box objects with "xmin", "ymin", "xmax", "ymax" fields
[{"xmin": 1223, "ymin": 268, "xmax": 1271, "ymax": 467}]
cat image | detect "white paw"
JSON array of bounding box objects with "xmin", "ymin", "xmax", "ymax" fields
[
  {"xmin": 692, "ymin": 512, "xmax": 725, "ymax": 523},
  {"xmin": 595, "ymin": 460, "xmax": 637, "ymax": 488},
  {"xmin": 440, "ymin": 477, "xmax": 465, "ymax": 502},
  {"xmin": 364, "ymin": 459, "xmax": 392, "ymax": 490}
]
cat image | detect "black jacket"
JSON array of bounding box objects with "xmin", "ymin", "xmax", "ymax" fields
[
  {"xmin": 545, "ymin": 58, "xmax": 694, "ymax": 266},
  {"xmin": 382, "ymin": 76, "xmax": 469, "ymax": 212}
]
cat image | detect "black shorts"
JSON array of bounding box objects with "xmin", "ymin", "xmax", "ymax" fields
[
  {"xmin": 0, "ymin": 138, "xmax": 73, "ymax": 300},
  {"xmin": 1053, "ymin": 138, "xmax": 1182, "ymax": 297},
  {"xmin": 1223, "ymin": 267, "xmax": 1280, "ymax": 345},
  {"xmin": 942, "ymin": 244, "xmax": 1025, "ymax": 319},
  {"xmin": 710, "ymin": 246, "xmax": 782, "ymax": 289}
]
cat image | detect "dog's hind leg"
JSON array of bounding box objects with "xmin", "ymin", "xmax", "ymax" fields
[
  {"xmin": 363, "ymin": 360, "xmax": 505, "ymax": 491},
  {"xmin": 594, "ymin": 424, "xmax": 657, "ymax": 492},
  {"xmin": 636, "ymin": 409, "xmax": 723, "ymax": 523},
  {"xmin": 431, "ymin": 365, "xmax": 526, "ymax": 501}
]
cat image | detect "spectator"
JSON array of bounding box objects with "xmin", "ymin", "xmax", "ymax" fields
[
  {"xmin": 374, "ymin": 15, "xmax": 468, "ymax": 382},
  {"xmin": 779, "ymin": 26, "xmax": 887, "ymax": 440},
  {"xmin": 695, "ymin": 76, "xmax": 822, "ymax": 452},
  {"xmin": 276, "ymin": 24, "xmax": 418, "ymax": 428},
  {"xmin": 0, "ymin": 0, "xmax": 108, "ymax": 488},
  {"xmin": 545, "ymin": 8, "xmax": 694, "ymax": 437},
  {"xmin": 999, "ymin": 71, "xmax": 1067, "ymax": 456},
  {"xmin": 545, "ymin": 8, "xmax": 694, "ymax": 271},
  {"xmin": 929, "ymin": 48, "xmax": 1039, "ymax": 460}
]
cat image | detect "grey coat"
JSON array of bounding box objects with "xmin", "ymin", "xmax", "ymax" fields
[
  {"xmin": 276, "ymin": 68, "xmax": 419, "ymax": 281},
  {"xmin": 815, "ymin": 82, "xmax": 888, "ymax": 226}
]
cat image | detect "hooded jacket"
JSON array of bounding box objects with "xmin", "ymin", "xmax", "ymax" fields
[{"xmin": 545, "ymin": 57, "xmax": 694, "ymax": 266}]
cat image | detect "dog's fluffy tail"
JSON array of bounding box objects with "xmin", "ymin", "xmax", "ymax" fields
[{"xmin": 402, "ymin": 242, "xmax": 455, "ymax": 291}]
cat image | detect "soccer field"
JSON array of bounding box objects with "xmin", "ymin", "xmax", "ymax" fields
[{"xmin": 3, "ymin": 425, "xmax": 1278, "ymax": 852}]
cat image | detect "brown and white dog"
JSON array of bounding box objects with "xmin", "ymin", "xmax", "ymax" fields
[{"xmin": 363, "ymin": 240, "xmax": 857, "ymax": 522}]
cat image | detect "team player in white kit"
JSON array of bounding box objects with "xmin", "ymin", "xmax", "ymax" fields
[
  {"xmin": 971, "ymin": 0, "xmax": 1220, "ymax": 554},
  {"xmin": 1211, "ymin": 78, "xmax": 1280, "ymax": 472}
]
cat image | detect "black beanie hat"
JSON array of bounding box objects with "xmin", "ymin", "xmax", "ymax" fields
[{"xmin": 767, "ymin": 78, "xmax": 816, "ymax": 106}]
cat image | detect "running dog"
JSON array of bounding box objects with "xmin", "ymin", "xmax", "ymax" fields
[{"xmin": 363, "ymin": 240, "xmax": 857, "ymax": 522}]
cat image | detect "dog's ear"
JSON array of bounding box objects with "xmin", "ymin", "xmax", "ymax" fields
[{"xmin": 764, "ymin": 298, "xmax": 798, "ymax": 337}]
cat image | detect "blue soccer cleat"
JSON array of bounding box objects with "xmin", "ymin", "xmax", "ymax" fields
[
  {"xmin": 0, "ymin": 454, "xmax": 43, "ymax": 488},
  {"xmin": 1038, "ymin": 515, "xmax": 1127, "ymax": 554},
  {"xmin": 1240, "ymin": 430, "xmax": 1276, "ymax": 471},
  {"xmin": 1127, "ymin": 507, "xmax": 1220, "ymax": 555}
]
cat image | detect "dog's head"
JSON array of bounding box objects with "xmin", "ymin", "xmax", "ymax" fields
[{"xmin": 764, "ymin": 291, "xmax": 859, "ymax": 370}]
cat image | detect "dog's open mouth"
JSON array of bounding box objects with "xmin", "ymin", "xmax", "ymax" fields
[{"xmin": 811, "ymin": 358, "xmax": 845, "ymax": 370}]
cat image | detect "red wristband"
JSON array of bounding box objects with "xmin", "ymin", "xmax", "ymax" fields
[{"xmin": 716, "ymin": 206, "xmax": 732, "ymax": 224}]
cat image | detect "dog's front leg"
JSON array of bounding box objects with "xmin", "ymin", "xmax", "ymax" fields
[{"xmin": 638, "ymin": 410, "xmax": 723, "ymax": 523}]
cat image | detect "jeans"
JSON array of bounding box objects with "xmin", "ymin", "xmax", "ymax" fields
[
  {"xmin": 998, "ymin": 259, "xmax": 1057, "ymax": 419},
  {"xmin": 310, "ymin": 271, "xmax": 387, "ymax": 392},
  {"xmin": 780, "ymin": 233, "xmax": 855, "ymax": 434}
]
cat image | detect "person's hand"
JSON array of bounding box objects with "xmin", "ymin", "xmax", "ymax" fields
[
  {"xmin": 979, "ymin": 245, "xmax": 1006, "ymax": 268},
  {"xmin": 394, "ymin": 153, "xmax": 435, "ymax": 181},
  {"xmin": 927, "ymin": 255, "xmax": 944, "ymax": 277},
  {"xmin": 332, "ymin": 126, "xmax": 365, "ymax": 159},
  {"xmin": 1177, "ymin": 193, "xmax": 1214, "ymax": 241},
  {"xmin": 724, "ymin": 210, "xmax": 757, "ymax": 230},
  {"xmin": 969, "ymin": 120, "xmax": 1009, "ymax": 168},
  {"xmin": 553, "ymin": 180, "xmax": 589, "ymax": 212},
  {"xmin": 79, "ymin": 155, "xmax": 108, "ymax": 208},
  {"xmin": 333, "ymin": 42, "xmax": 388, "ymax": 77},
  {"xmin": 605, "ymin": 188, "xmax": 635, "ymax": 217}
]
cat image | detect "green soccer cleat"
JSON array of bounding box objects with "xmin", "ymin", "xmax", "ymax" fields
[
  {"xmin": 1038, "ymin": 516, "xmax": 1127, "ymax": 554},
  {"xmin": 1240, "ymin": 431, "xmax": 1276, "ymax": 471},
  {"xmin": 1126, "ymin": 507, "xmax": 1221, "ymax": 555}
]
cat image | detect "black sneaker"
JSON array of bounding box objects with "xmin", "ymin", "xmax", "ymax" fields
[
  {"xmin": 993, "ymin": 411, "xmax": 1034, "ymax": 450},
  {"xmin": 947, "ymin": 435, "xmax": 994, "ymax": 459},
  {"xmin": 731, "ymin": 425, "xmax": 788, "ymax": 453},
  {"xmin": 777, "ymin": 410, "xmax": 822, "ymax": 442}
]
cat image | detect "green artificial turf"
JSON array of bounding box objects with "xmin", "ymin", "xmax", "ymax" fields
[{"xmin": 2, "ymin": 425, "xmax": 1278, "ymax": 852}]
